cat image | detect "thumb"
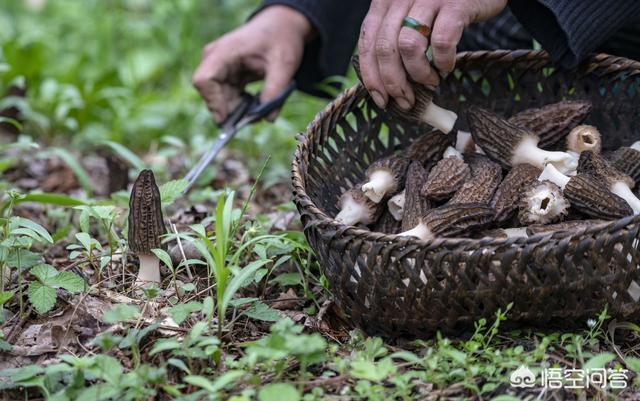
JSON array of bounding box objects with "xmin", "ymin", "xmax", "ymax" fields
[{"xmin": 260, "ymin": 59, "xmax": 297, "ymax": 121}]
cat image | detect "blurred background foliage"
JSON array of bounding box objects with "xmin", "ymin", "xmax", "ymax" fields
[{"xmin": 0, "ymin": 0, "xmax": 339, "ymax": 181}]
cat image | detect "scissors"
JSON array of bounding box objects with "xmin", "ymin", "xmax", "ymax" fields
[{"xmin": 183, "ymin": 81, "xmax": 296, "ymax": 193}]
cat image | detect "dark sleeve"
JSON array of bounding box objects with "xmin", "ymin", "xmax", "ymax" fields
[
  {"xmin": 255, "ymin": 0, "xmax": 370, "ymax": 97},
  {"xmin": 509, "ymin": 0, "xmax": 640, "ymax": 68}
]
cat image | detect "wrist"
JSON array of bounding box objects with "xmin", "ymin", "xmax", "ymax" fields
[{"xmin": 255, "ymin": 5, "xmax": 316, "ymax": 42}]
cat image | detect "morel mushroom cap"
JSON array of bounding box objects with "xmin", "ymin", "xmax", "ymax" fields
[
  {"xmin": 352, "ymin": 55, "xmax": 458, "ymax": 134},
  {"xmin": 563, "ymin": 174, "xmax": 633, "ymax": 219},
  {"xmin": 398, "ymin": 203, "xmax": 495, "ymax": 241},
  {"xmin": 491, "ymin": 163, "xmax": 542, "ymax": 225},
  {"xmin": 406, "ymin": 130, "xmax": 454, "ymax": 169},
  {"xmin": 421, "ymin": 153, "xmax": 470, "ymax": 201},
  {"xmin": 387, "ymin": 190, "xmax": 406, "ymax": 221},
  {"xmin": 128, "ymin": 169, "xmax": 166, "ymax": 286},
  {"xmin": 361, "ymin": 155, "xmax": 410, "ymax": 203},
  {"xmin": 335, "ymin": 184, "xmax": 382, "ymax": 226},
  {"xmin": 526, "ymin": 219, "xmax": 607, "ymax": 236},
  {"xmin": 467, "ymin": 106, "xmax": 576, "ymax": 173},
  {"xmin": 401, "ymin": 162, "xmax": 431, "ymax": 231},
  {"xmin": 448, "ymin": 155, "xmax": 502, "ymax": 205},
  {"xmin": 577, "ymin": 151, "xmax": 640, "ymax": 214},
  {"xmin": 518, "ymin": 181, "xmax": 569, "ymax": 225},
  {"xmin": 607, "ymin": 147, "xmax": 640, "ymax": 184},
  {"xmin": 566, "ymin": 125, "xmax": 602, "ymax": 154},
  {"xmin": 508, "ymin": 100, "xmax": 592, "ymax": 149}
]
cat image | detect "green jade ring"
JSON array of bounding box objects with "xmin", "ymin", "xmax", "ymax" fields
[{"xmin": 402, "ymin": 16, "xmax": 431, "ymax": 38}]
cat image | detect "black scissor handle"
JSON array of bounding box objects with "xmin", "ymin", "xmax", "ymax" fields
[{"xmin": 220, "ymin": 81, "xmax": 296, "ymax": 129}]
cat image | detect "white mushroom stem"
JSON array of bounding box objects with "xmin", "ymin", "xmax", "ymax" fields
[
  {"xmin": 512, "ymin": 136, "xmax": 577, "ymax": 174},
  {"xmin": 362, "ymin": 170, "xmax": 396, "ymax": 203},
  {"xmin": 422, "ymin": 102, "xmax": 458, "ymax": 134},
  {"xmin": 335, "ymin": 196, "xmax": 371, "ymax": 226},
  {"xmin": 566, "ymin": 125, "xmax": 601, "ymax": 153},
  {"xmin": 565, "ymin": 151, "xmax": 580, "ymax": 176},
  {"xmin": 538, "ymin": 164, "xmax": 570, "ymax": 190},
  {"xmin": 443, "ymin": 146, "xmax": 463, "ymax": 159},
  {"xmin": 397, "ymin": 222, "xmax": 434, "ymax": 241},
  {"xmin": 525, "ymin": 185, "xmax": 569, "ymax": 223},
  {"xmin": 387, "ymin": 191, "xmax": 406, "ymax": 221},
  {"xmin": 136, "ymin": 254, "xmax": 161, "ymax": 286},
  {"xmin": 611, "ymin": 181, "xmax": 640, "ymax": 215},
  {"xmin": 455, "ymin": 130, "xmax": 485, "ymax": 155},
  {"xmin": 631, "ymin": 141, "xmax": 640, "ymax": 152}
]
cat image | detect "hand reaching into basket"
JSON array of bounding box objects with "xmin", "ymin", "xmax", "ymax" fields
[
  {"xmin": 357, "ymin": 0, "xmax": 507, "ymax": 110},
  {"xmin": 192, "ymin": 6, "xmax": 313, "ymax": 124}
]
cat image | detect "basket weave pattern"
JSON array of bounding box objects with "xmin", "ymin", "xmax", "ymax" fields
[{"xmin": 292, "ymin": 50, "xmax": 640, "ymax": 338}]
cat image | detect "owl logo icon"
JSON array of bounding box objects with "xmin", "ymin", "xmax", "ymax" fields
[{"xmin": 510, "ymin": 365, "xmax": 536, "ymax": 388}]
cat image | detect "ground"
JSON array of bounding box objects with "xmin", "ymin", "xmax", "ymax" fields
[{"xmin": 0, "ymin": 1, "xmax": 639, "ymax": 400}]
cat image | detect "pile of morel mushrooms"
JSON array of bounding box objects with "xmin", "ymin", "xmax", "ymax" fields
[{"xmin": 334, "ymin": 96, "xmax": 640, "ymax": 240}]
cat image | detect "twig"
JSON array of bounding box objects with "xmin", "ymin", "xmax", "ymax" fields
[
  {"xmin": 6, "ymin": 307, "xmax": 32, "ymax": 343},
  {"xmin": 171, "ymin": 223, "xmax": 193, "ymax": 280}
]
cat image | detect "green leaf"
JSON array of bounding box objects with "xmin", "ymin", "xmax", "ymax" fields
[
  {"xmin": 0, "ymin": 291, "xmax": 13, "ymax": 307},
  {"xmin": 48, "ymin": 148, "xmax": 93, "ymax": 196},
  {"xmin": 150, "ymin": 339, "xmax": 182, "ymax": 356},
  {"xmin": 243, "ymin": 301, "xmax": 281, "ymax": 322},
  {"xmin": 271, "ymin": 272, "xmax": 302, "ymax": 287},
  {"xmin": 159, "ymin": 179, "xmax": 189, "ymax": 206},
  {"xmin": 584, "ymin": 352, "xmax": 616, "ymax": 371},
  {"xmin": 50, "ymin": 272, "xmax": 85, "ymax": 293},
  {"xmin": 220, "ymin": 259, "xmax": 271, "ymax": 318},
  {"xmin": 490, "ymin": 396, "xmax": 523, "ymax": 401},
  {"xmin": 16, "ymin": 193, "xmax": 88, "ymax": 207},
  {"xmin": 168, "ymin": 301, "xmax": 202, "ymax": 325},
  {"xmin": 167, "ymin": 358, "xmax": 190, "ymax": 374},
  {"xmin": 28, "ymin": 281, "xmax": 56, "ymax": 314},
  {"xmin": 102, "ymin": 304, "xmax": 140, "ymax": 324},
  {"xmin": 625, "ymin": 357, "xmax": 640, "ymax": 373},
  {"xmin": 5, "ymin": 249, "xmax": 42, "ymax": 269},
  {"xmin": 151, "ymin": 248, "xmax": 173, "ymax": 270},
  {"xmin": 13, "ymin": 217, "xmax": 53, "ymax": 243},
  {"xmin": 75, "ymin": 232, "xmax": 93, "ymax": 251},
  {"xmin": 258, "ymin": 383, "xmax": 300, "ymax": 401},
  {"xmin": 100, "ymin": 140, "xmax": 146, "ymax": 171},
  {"xmin": 30, "ymin": 264, "xmax": 59, "ymax": 283}
]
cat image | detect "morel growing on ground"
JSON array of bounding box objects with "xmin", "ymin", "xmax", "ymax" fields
[
  {"xmin": 421, "ymin": 148, "xmax": 470, "ymax": 201},
  {"xmin": 566, "ymin": 125, "xmax": 602, "ymax": 154},
  {"xmin": 578, "ymin": 151, "xmax": 640, "ymax": 214},
  {"xmin": 361, "ymin": 155, "xmax": 409, "ymax": 203},
  {"xmin": 539, "ymin": 164, "xmax": 633, "ymax": 219},
  {"xmin": 128, "ymin": 169, "xmax": 166, "ymax": 287},
  {"xmin": 398, "ymin": 203, "xmax": 494, "ymax": 241},
  {"xmin": 467, "ymin": 106, "xmax": 576, "ymax": 173},
  {"xmin": 518, "ymin": 181, "xmax": 569, "ymax": 225},
  {"xmin": 507, "ymin": 100, "xmax": 592, "ymax": 149},
  {"xmin": 335, "ymin": 184, "xmax": 382, "ymax": 226}
]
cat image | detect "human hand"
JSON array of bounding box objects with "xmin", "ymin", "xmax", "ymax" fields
[
  {"xmin": 357, "ymin": 0, "xmax": 507, "ymax": 109},
  {"xmin": 193, "ymin": 6, "xmax": 313, "ymax": 124}
]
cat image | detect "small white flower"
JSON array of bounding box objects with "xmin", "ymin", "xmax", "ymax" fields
[{"xmin": 587, "ymin": 319, "xmax": 597, "ymax": 328}]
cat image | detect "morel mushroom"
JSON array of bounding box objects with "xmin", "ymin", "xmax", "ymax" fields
[
  {"xmin": 387, "ymin": 190, "xmax": 406, "ymax": 221},
  {"xmin": 406, "ymin": 130, "xmax": 454, "ymax": 169},
  {"xmin": 370, "ymin": 208, "xmax": 402, "ymax": 234},
  {"xmin": 421, "ymin": 148, "xmax": 470, "ymax": 201},
  {"xmin": 335, "ymin": 184, "xmax": 382, "ymax": 226},
  {"xmin": 527, "ymin": 219, "xmax": 607, "ymax": 235},
  {"xmin": 539, "ymin": 164, "xmax": 633, "ymax": 219},
  {"xmin": 401, "ymin": 162, "xmax": 431, "ymax": 231},
  {"xmin": 566, "ymin": 125, "xmax": 602, "ymax": 154},
  {"xmin": 467, "ymin": 106, "xmax": 576, "ymax": 173},
  {"xmin": 128, "ymin": 169, "xmax": 166, "ymax": 287},
  {"xmin": 448, "ymin": 155, "xmax": 502, "ymax": 205},
  {"xmin": 518, "ymin": 181, "xmax": 569, "ymax": 225},
  {"xmin": 491, "ymin": 164, "xmax": 541, "ymax": 225},
  {"xmin": 607, "ymin": 146, "xmax": 640, "ymax": 184},
  {"xmin": 352, "ymin": 55, "xmax": 458, "ymax": 134},
  {"xmin": 361, "ymin": 155, "xmax": 410, "ymax": 203},
  {"xmin": 578, "ymin": 151, "xmax": 640, "ymax": 214},
  {"xmin": 455, "ymin": 130, "xmax": 485, "ymax": 155},
  {"xmin": 398, "ymin": 203, "xmax": 494, "ymax": 241},
  {"xmin": 508, "ymin": 100, "xmax": 592, "ymax": 149}
]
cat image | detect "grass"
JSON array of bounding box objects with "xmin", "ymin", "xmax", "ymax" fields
[{"xmin": 1, "ymin": 1, "xmax": 640, "ymax": 400}]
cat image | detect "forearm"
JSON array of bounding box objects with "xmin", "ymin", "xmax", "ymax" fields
[
  {"xmin": 509, "ymin": 0, "xmax": 640, "ymax": 67},
  {"xmin": 256, "ymin": 0, "xmax": 370, "ymax": 96}
]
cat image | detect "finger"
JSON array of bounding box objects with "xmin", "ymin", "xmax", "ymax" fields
[
  {"xmin": 260, "ymin": 51, "xmax": 298, "ymax": 104},
  {"xmin": 357, "ymin": 0, "xmax": 390, "ymax": 109},
  {"xmin": 192, "ymin": 49, "xmax": 241, "ymax": 124},
  {"xmin": 398, "ymin": 7, "xmax": 439, "ymax": 87},
  {"xmin": 375, "ymin": 0, "xmax": 415, "ymax": 110},
  {"xmin": 430, "ymin": 7, "xmax": 466, "ymax": 74}
]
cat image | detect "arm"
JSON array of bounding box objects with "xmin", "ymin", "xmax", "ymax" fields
[
  {"xmin": 255, "ymin": 1, "xmax": 370, "ymax": 96},
  {"xmin": 509, "ymin": 0, "xmax": 640, "ymax": 67}
]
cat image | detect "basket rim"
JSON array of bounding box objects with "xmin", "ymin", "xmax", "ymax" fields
[{"xmin": 291, "ymin": 50, "xmax": 640, "ymax": 248}]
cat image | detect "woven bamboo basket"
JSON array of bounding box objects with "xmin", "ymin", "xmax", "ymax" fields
[{"xmin": 292, "ymin": 50, "xmax": 640, "ymax": 339}]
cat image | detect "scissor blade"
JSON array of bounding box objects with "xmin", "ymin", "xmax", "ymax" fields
[{"xmin": 183, "ymin": 126, "xmax": 238, "ymax": 193}]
